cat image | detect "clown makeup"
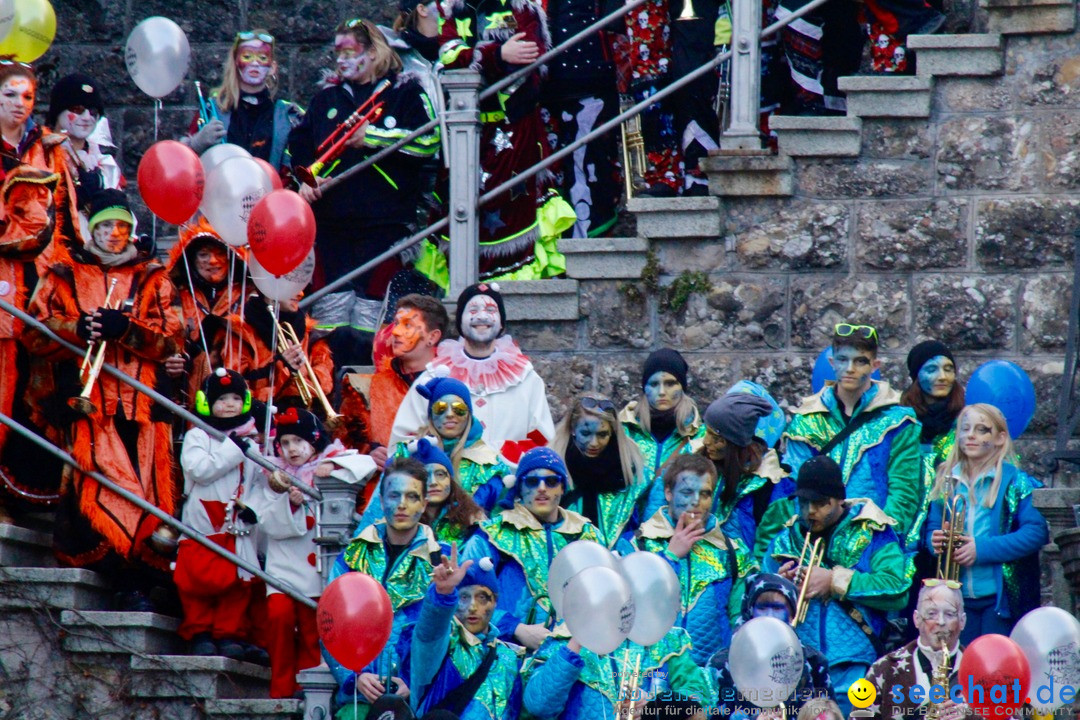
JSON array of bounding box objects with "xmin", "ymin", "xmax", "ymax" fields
[
  {"xmin": 0, "ymin": 76, "xmax": 33, "ymax": 132},
  {"xmin": 572, "ymin": 416, "xmax": 612, "ymax": 458},
  {"xmin": 426, "ymin": 463, "xmax": 452, "ymax": 504},
  {"xmin": 279, "ymin": 434, "xmax": 317, "ymax": 467},
  {"xmin": 236, "ymin": 40, "xmax": 274, "ymax": 91},
  {"xmin": 957, "ymin": 408, "xmax": 1005, "ymax": 466},
  {"xmin": 57, "ymin": 106, "xmax": 99, "ymax": 143},
  {"xmin": 391, "ymin": 308, "xmax": 425, "ymax": 358},
  {"xmin": 665, "ymin": 470, "xmax": 714, "ymax": 523},
  {"xmin": 456, "ymin": 584, "xmax": 496, "ymax": 636},
  {"xmin": 382, "ymin": 472, "xmax": 426, "ymax": 532},
  {"xmin": 751, "ymin": 590, "xmax": 792, "ymax": 624},
  {"xmin": 195, "ymin": 243, "xmax": 229, "ymax": 285},
  {"xmin": 431, "ymin": 394, "xmax": 469, "ymax": 440},
  {"xmin": 644, "ymin": 371, "xmax": 683, "ymax": 412},
  {"xmin": 914, "ymin": 586, "xmax": 963, "ymax": 651},
  {"xmin": 334, "ymin": 34, "xmax": 373, "ymax": 82},
  {"xmin": 461, "ymin": 295, "xmax": 501, "ymax": 346},
  {"xmin": 702, "ymin": 428, "xmax": 728, "ymax": 461},
  {"xmin": 830, "ymin": 346, "xmax": 877, "ymax": 395},
  {"xmin": 520, "ymin": 468, "xmax": 563, "ymax": 523},
  {"xmin": 918, "ymin": 355, "xmax": 956, "ymax": 399},
  {"xmin": 92, "ymin": 219, "xmax": 132, "ymax": 255},
  {"xmin": 212, "ymin": 392, "xmax": 244, "ymax": 419}
]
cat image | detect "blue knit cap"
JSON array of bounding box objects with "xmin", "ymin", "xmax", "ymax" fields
[
  {"xmin": 515, "ymin": 447, "xmax": 568, "ymax": 495},
  {"xmin": 417, "ymin": 374, "xmax": 483, "ymax": 446},
  {"xmin": 461, "ymin": 556, "xmax": 498, "ymax": 594},
  {"xmin": 411, "ymin": 437, "xmax": 453, "ymax": 476}
]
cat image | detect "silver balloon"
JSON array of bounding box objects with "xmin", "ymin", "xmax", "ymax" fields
[
  {"xmin": 200, "ymin": 143, "xmax": 252, "ymax": 179},
  {"xmin": 548, "ymin": 540, "xmax": 619, "ymax": 617},
  {"xmin": 729, "ymin": 617, "xmax": 804, "ymax": 708},
  {"xmin": 125, "ymin": 17, "xmax": 191, "ymax": 99},
  {"xmin": 200, "ymin": 156, "xmax": 273, "ymax": 247},
  {"xmin": 619, "ymin": 551, "xmax": 680, "ymax": 646},
  {"xmin": 1011, "ymin": 606, "xmax": 1080, "ymax": 713},
  {"xmin": 249, "ymin": 249, "xmax": 315, "ymax": 302},
  {"xmin": 562, "ymin": 566, "xmax": 635, "ymax": 656}
]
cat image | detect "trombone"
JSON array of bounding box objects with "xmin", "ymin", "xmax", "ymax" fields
[
  {"xmin": 69, "ymin": 278, "xmax": 120, "ymax": 416},
  {"xmin": 936, "ymin": 486, "xmax": 968, "ymax": 583},
  {"xmin": 620, "ymin": 100, "xmax": 648, "ymax": 201},
  {"xmin": 792, "ymin": 533, "xmax": 824, "ymax": 626},
  {"xmin": 276, "ymin": 320, "xmax": 342, "ymax": 429}
]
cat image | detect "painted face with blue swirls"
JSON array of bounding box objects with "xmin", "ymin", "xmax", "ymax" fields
[
  {"xmin": 431, "ymin": 393, "xmax": 469, "ymax": 440},
  {"xmin": 572, "ymin": 417, "xmax": 613, "ymax": 458},
  {"xmin": 382, "ymin": 472, "xmax": 426, "ymax": 531},
  {"xmin": 520, "ymin": 468, "xmax": 563, "ymax": 522},
  {"xmin": 918, "ymin": 355, "xmax": 956, "ymax": 399},
  {"xmin": 456, "ymin": 584, "xmax": 496, "ymax": 635},
  {"xmin": 665, "ymin": 471, "xmax": 714, "ymax": 523},
  {"xmin": 644, "ymin": 371, "xmax": 683, "ymax": 412}
]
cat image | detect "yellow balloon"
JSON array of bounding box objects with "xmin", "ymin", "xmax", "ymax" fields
[{"xmin": 0, "ymin": 0, "xmax": 55, "ymax": 63}]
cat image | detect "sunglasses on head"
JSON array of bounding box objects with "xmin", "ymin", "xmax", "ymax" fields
[
  {"xmin": 581, "ymin": 397, "xmax": 616, "ymax": 414},
  {"xmin": 432, "ymin": 400, "xmax": 469, "ymax": 417},
  {"xmin": 0, "ymin": 60, "xmax": 32, "ymax": 69},
  {"xmin": 521, "ymin": 474, "xmax": 564, "ymax": 490},
  {"xmin": 922, "ymin": 578, "xmax": 961, "ymax": 590},
  {"xmin": 834, "ymin": 323, "xmax": 878, "ymax": 341},
  {"xmin": 236, "ymin": 30, "xmax": 275, "ymax": 45}
]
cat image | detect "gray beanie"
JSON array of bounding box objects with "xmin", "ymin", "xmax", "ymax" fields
[{"xmin": 704, "ymin": 393, "xmax": 774, "ymax": 448}]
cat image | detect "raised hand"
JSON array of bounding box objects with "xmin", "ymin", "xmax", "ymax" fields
[{"xmin": 433, "ymin": 543, "xmax": 474, "ymax": 595}]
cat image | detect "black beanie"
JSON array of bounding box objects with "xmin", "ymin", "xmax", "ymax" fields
[
  {"xmin": 47, "ymin": 73, "xmax": 105, "ymax": 128},
  {"xmin": 274, "ymin": 407, "xmax": 329, "ymax": 453},
  {"xmin": 906, "ymin": 340, "xmax": 955, "ymax": 381},
  {"xmin": 455, "ymin": 282, "xmax": 506, "ymax": 336},
  {"xmin": 200, "ymin": 367, "xmax": 249, "ymax": 412},
  {"xmin": 641, "ymin": 348, "xmax": 689, "ymax": 391},
  {"xmin": 87, "ymin": 188, "xmax": 134, "ymax": 230},
  {"xmin": 794, "ymin": 455, "xmax": 845, "ymax": 502}
]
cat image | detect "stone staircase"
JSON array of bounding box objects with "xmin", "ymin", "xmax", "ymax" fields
[{"xmin": 0, "ymin": 523, "xmax": 302, "ymax": 720}]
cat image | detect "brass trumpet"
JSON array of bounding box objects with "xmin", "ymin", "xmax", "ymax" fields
[
  {"xmin": 616, "ymin": 646, "xmax": 643, "ymax": 720},
  {"xmin": 277, "ymin": 321, "xmax": 342, "ymax": 429},
  {"xmin": 620, "ymin": 101, "xmax": 648, "ymax": 200},
  {"xmin": 936, "ymin": 486, "xmax": 968, "ymax": 583},
  {"xmin": 69, "ymin": 278, "xmax": 120, "ymax": 416},
  {"xmin": 294, "ymin": 79, "xmax": 390, "ymax": 188},
  {"xmin": 793, "ymin": 533, "xmax": 824, "ymax": 626}
]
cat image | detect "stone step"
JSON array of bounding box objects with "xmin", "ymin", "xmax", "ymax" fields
[
  {"xmin": 982, "ymin": 0, "xmax": 1076, "ymax": 33},
  {"xmin": 770, "ymin": 116, "xmax": 863, "ymax": 157},
  {"xmin": 203, "ymin": 698, "xmax": 304, "ymax": 719},
  {"xmin": 0, "ymin": 566, "xmax": 110, "ymax": 609},
  {"xmin": 558, "ymin": 237, "xmax": 649, "ymax": 280},
  {"xmin": 0, "ymin": 523, "xmax": 55, "ymax": 568},
  {"xmin": 128, "ymin": 655, "xmax": 271, "ymax": 700},
  {"xmin": 907, "ymin": 33, "xmax": 1004, "ymax": 77},
  {"xmin": 627, "ymin": 196, "xmax": 722, "ymax": 239},
  {"xmin": 701, "ymin": 152, "xmax": 794, "ymax": 197},
  {"xmin": 60, "ymin": 610, "xmax": 183, "ymax": 655},
  {"xmin": 838, "ymin": 75, "xmax": 933, "ymax": 118},
  {"xmin": 500, "ymin": 279, "xmax": 580, "ymax": 321}
]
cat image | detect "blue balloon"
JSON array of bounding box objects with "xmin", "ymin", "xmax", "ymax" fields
[
  {"xmin": 811, "ymin": 346, "xmax": 882, "ymax": 393},
  {"xmin": 965, "ymin": 360, "xmax": 1036, "ymax": 439},
  {"xmin": 727, "ymin": 380, "xmax": 787, "ymax": 448}
]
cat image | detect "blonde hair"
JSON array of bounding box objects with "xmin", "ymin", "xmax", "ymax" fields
[
  {"xmin": 213, "ymin": 30, "xmax": 278, "ymax": 113},
  {"xmin": 334, "ymin": 19, "xmax": 403, "ymax": 79},
  {"xmin": 796, "ymin": 698, "xmax": 843, "ymax": 720},
  {"xmin": 635, "ymin": 392, "xmax": 700, "ymax": 441},
  {"xmin": 931, "ymin": 403, "xmax": 1016, "ymax": 509},
  {"xmin": 551, "ymin": 392, "xmax": 645, "ymax": 489}
]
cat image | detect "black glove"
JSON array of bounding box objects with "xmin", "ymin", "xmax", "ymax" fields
[
  {"xmin": 228, "ymin": 431, "xmax": 253, "ymax": 454},
  {"xmin": 134, "ymin": 233, "xmax": 156, "ymax": 257},
  {"xmin": 76, "ymin": 313, "xmax": 93, "ymax": 340},
  {"xmin": 94, "ymin": 308, "xmax": 129, "ymax": 339}
]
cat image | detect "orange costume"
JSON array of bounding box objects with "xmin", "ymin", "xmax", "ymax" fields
[{"xmin": 25, "ymin": 240, "xmax": 183, "ymax": 568}]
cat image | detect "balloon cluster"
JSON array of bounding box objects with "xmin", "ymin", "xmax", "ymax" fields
[
  {"xmin": 549, "ymin": 541, "xmax": 680, "ymax": 655},
  {"xmin": 129, "ymin": 18, "xmax": 316, "ymax": 297}
]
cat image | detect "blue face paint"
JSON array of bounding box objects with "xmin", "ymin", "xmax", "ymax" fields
[
  {"xmin": 644, "ymin": 371, "xmax": 683, "ymax": 412},
  {"xmin": 455, "ymin": 584, "xmax": 497, "ymax": 635},
  {"xmin": 521, "ymin": 468, "xmax": 563, "ymax": 521},
  {"xmin": 917, "ymin": 355, "xmax": 956, "ymax": 398},
  {"xmin": 382, "ymin": 472, "xmax": 426, "ymax": 530},
  {"xmin": 752, "ymin": 602, "xmax": 792, "ymax": 623},
  {"xmin": 667, "ymin": 471, "xmax": 714, "ymax": 522},
  {"xmin": 572, "ymin": 417, "xmax": 613, "ymax": 457},
  {"xmin": 829, "ymin": 346, "xmax": 875, "ymax": 392},
  {"xmin": 431, "ymin": 393, "xmax": 469, "ymax": 440}
]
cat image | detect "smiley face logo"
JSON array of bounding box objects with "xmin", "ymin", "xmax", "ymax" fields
[{"xmin": 848, "ymin": 678, "xmax": 877, "ymax": 709}]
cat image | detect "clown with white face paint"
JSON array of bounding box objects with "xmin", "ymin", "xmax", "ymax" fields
[
  {"xmin": 616, "ymin": 453, "xmax": 753, "ymax": 666},
  {"xmin": 391, "ymin": 283, "xmax": 555, "ymax": 456}
]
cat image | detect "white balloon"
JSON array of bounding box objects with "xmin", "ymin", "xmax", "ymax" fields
[
  {"xmin": 0, "ymin": 0, "xmax": 15, "ymax": 43},
  {"xmin": 619, "ymin": 551, "xmax": 680, "ymax": 646},
  {"xmin": 200, "ymin": 143, "xmax": 251, "ymax": 179},
  {"xmin": 548, "ymin": 540, "xmax": 619, "ymax": 617},
  {"xmin": 1011, "ymin": 607, "xmax": 1080, "ymax": 713},
  {"xmin": 200, "ymin": 156, "xmax": 273, "ymax": 247},
  {"xmin": 249, "ymin": 249, "xmax": 315, "ymax": 301},
  {"xmin": 562, "ymin": 566, "xmax": 635, "ymax": 656},
  {"xmin": 729, "ymin": 617, "xmax": 804, "ymax": 708},
  {"xmin": 125, "ymin": 17, "xmax": 191, "ymax": 99}
]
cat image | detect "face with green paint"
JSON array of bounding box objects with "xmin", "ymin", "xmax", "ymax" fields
[
  {"xmin": 382, "ymin": 472, "xmax": 426, "ymax": 532},
  {"xmin": 431, "ymin": 393, "xmax": 469, "ymax": 440},
  {"xmin": 520, "ymin": 468, "xmax": 564, "ymax": 522},
  {"xmin": 572, "ymin": 416, "xmax": 613, "ymax": 458},
  {"xmin": 456, "ymin": 584, "xmax": 496, "ymax": 635},
  {"xmin": 664, "ymin": 470, "xmax": 715, "ymax": 523},
  {"xmin": 918, "ymin": 355, "xmax": 956, "ymax": 399},
  {"xmin": 644, "ymin": 371, "xmax": 683, "ymax": 412}
]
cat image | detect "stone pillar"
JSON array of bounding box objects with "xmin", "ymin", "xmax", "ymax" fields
[
  {"xmin": 442, "ymin": 70, "xmax": 483, "ymax": 299},
  {"xmin": 298, "ymin": 666, "xmax": 338, "ymax": 720},
  {"xmin": 1034, "ymin": 488, "xmax": 1080, "ymax": 612},
  {"xmin": 719, "ymin": 0, "xmax": 762, "ymax": 150}
]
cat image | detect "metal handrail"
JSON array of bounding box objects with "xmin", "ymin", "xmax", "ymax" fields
[
  {"xmin": 0, "ymin": 411, "xmax": 317, "ymax": 608},
  {"xmin": 0, "ymin": 298, "xmax": 320, "ymax": 501}
]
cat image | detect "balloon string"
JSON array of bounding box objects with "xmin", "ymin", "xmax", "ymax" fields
[
  {"xmin": 225, "ymin": 255, "xmax": 235, "ymax": 370},
  {"xmin": 152, "ymin": 100, "xmax": 161, "ymax": 245},
  {"xmin": 263, "ymin": 298, "xmax": 280, "ymax": 456},
  {"xmin": 179, "ymin": 230, "xmax": 213, "ymax": 375}
]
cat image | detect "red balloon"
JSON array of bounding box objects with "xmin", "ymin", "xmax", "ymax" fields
[
  {"xmin": 137, "ymin": 140, "xmax": 204, "ymax": 224},
  {"xmin": 958, "ymin": 634, "xmax": 1031, "ymax": 719},
  {"xmin": 317, "ymin": 572, "xmax": 393, "ymax": 672},
  {"xmin": 247, "ymin": 189, "xmax": 317, "ymax": 276},
  {"xmin": 253, "ymin": 157, "xmax": 284, "ymax": 191}
]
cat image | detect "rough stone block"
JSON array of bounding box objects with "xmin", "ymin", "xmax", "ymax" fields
[
  {"xmin": 975, "ymin": 196, "xmax": 1080, "ymax": 269},
  {"xmin": 1014, "ymin": 357, "xmax": 1064, "ymax": 436},
  {"xmin": 769, "ymin": 116, "xmax": 863, "ymax": 157},
  {"xmin": 60, "ymin": 610, "xmax": 182, "ymax": 655},
  {"xmin": 798, "ymin": 159, "xmax": 932, "ymax": 198},
  {"xmin": 1018, "ymin": 52, "xmax": 1080, "ymax": 108},
  {"xmin": 531, "ymin": 356, "xmax": 596, "ymax": 422},
  {"xmin": 658, "ymin": 276, "xmax": 787, "ymax": 352},
  {"xmin": 738, "ymin": 355, "xmax": 815, "ymax": 411},
  {"xmin": 1038, "ymin": 112, "xmax": 1080, "ymax": 189},
  {"xmin": 701, "ymin": 153, "xmax": 794, "ymax": 197},
  {"xmin": 982, "ymin": 0, "xmax": 1076, "ymax": 34},
  {"xmin": 128, "ymin": 0, "xmax": 241, "ymax": 42},
  {"xmin": 908, "ymin": 33, "xmax": 1004, "ymax": 76},
  {"xmin": 936, "ymin": 116, "xmax": 1038, "ymax": 192},
  {"xmin": 203, "ymin": 698, "xmax": 304, "ymax": 719},
  {"xmin": 657, "ymin": 239, "xmax": 730, "ymax": 274},
  {"xmin": 838, "ymin": 76, "xmax": 933, "ymax": 118},
  {"xmin": 118, "ymin": 107, "xmax": 199, "ymax": 179},
  {"xmin": 559, "ymin": 237, "xmax": 649, "ymax": 280},
  {"xmin": 790, "ymin": 276, "xmax": 910, "ymax": 350},
  {"xmin": 50, "ymin": 0, "xmax": 127, "ymax": 44},
  {"xmin": 500, "ymin": 280, "xmax": 580, "ymax": 321},
  {"xmin": 581, "ymin": 281, "xmax": 653, "ymax": 350},
  {"xmin": 856, "ymin": 199, "xmax": 969, "ymax": 270},
  {"xmin": 511, "ymin": 321, "xmax": 580, "ymax": 352},
  {"xmin": 595, "ymin": 357, "xmax": 648, "ymax": 407},
  {"xmin": 0, "ymin": 567, "xmax": 109, "ymax": 610},
  {"xmin": 860, "ymin": 120, "xmax": 934, "ymax": 160},
  {"xmin": 129, "ymin": 655, "xmax": 270, "ymax": 699},
  {"xmin": 726, "ymin": 200, "xmax": 849, "ymax": 270},
  {"xmin": 0, "ymin": 524, "xmax": 55, "ymax": 568},
  {"xmin": 913, "ymin": 276, "xmax": 1017, "ymax": 350},
  {"xmin": 629, "ymin": 197, "xmax": 723, "ymax": 238},
  {"xmin": 936, "ymin": 76, "xmax": 1014, "ymax": 113},
  {"xmin": 684, "ymin": 355, "xmax": 740, "ymax": 403},
  {"xmin": 1021, "ymin": 274, "xmax": 1072, "ymax": 352}
]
